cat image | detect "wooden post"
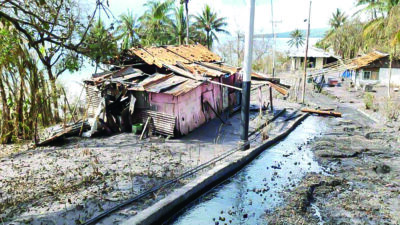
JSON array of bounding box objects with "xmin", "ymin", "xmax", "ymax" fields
[
  {"xmin": 140, "ymin": 117, "xmax": 152, "ymax": 140},
  {"xmin": 61, "ymin": 87, "xmax": 76, "ymax": 123},
  {"xmin": 269, "ymin": 86, "xmax": 274, "ymax": 112},
  {"xmin": 258, "ymin": 86, "xmax": 263, "ymax": 115},
  {"xmin": 302, "ymin": 0, "xmax": 312, "ymax": 104}
]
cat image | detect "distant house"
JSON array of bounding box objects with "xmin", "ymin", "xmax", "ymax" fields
[
  {"xmin": 84, "ymin": 44, "xmax": 286, "ymax": 137},
  {"xmin": 289, "ymin": 47, "xmax": 339, "ymax": 71},
  {"xmin": 348, "ymin": 50, "xmax": 400, "ymax": 87}
]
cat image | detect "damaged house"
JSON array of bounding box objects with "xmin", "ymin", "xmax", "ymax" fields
[
  {"xmin": 347, "ymin": 50, "xmax": 400, "ymax": 87},
  {"xmin": 84, "ymin": 44, "xmax": 286, "ymax": 137}
]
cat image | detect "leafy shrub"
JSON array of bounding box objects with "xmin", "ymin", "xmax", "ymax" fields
[
  {"xmin": 383, "ymin": 98, "xmax": 400, "ymax": 121},
  {"xmin": 364, "ymin": 93, "xmax": 377, "ymax": 111}
]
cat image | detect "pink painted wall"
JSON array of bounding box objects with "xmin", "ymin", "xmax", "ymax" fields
[
  {"xmin": 148, "ymin": 92, "xmax": 177, "ymax": 114},
  {"xmin": 147, "ymin": 75, "xmax": 239, "ymax": 136}
]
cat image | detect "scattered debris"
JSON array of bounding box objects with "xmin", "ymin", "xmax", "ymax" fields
[{"xmin": 37, "ymin": 120, "xmax": 90, "ymax": 146}]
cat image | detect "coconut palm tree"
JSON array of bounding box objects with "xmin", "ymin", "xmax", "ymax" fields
[
  {"xmin": 169, "ymin": 5, "xmax": 187, "ymax": 45},
  {"xmin": 194, "ymin": 5, "xmax": 229, "ymax": 49},
  {"xmin": 139, "ymin": 0, "xmax": 174, "ymax": 45},
  {"xmin": 180, "ymin": 0, "xmax": 190, "ymax": 44},
  {"xmin": 356, "ymin": 0, "xmax": 379, "ymax": 19},
  {"xmin": 329, "ymin": 8, "xmax": 347, "ymax": 29},
  {"xmin": 287, "ymin": 29, "xmax": 305, "ymax": 49},
  {"xmin": 356, "ymin": 0, "xmax": 400, "ymax": 18},
  {"xmin": 116, "ymin": 10, "xmax": 139, "ymax": 50}
]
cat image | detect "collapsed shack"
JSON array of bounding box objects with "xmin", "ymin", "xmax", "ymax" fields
[
  {"xmin": 36, "ymin": 120, "xmax": 90, "ymax": 146},
  {"xmin": 84, "ymin": 44, "xmax": 289, "ymax": 137}
]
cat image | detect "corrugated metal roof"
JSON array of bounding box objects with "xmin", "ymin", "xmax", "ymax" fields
[
  {"xmin": 165, "ymin": 45, "xmax": 222, "ymax": 62},
  {"xmin": 121, "ymin": 72, "xmax": 203, "ymax": 96},
  {"xmin": 90, "ymin": 44, "xmax": 279, "ymax": 97},
  {"xmin": 181, "ymin": 63, "xmax": 225, "ymax": 77},
  {"xmin": 163, "ymin": 79, "xmax": 203, "ymax": 96},
  {"xmin": 289, "ymin": 47, "xmax": 338, "ymax": 58},
  {"xmin": 349, "ymin": 50, "xmax": 389, "ymax": 69},
  {"xmin": 145, "ymin": 76, "xmax": 188, "ymax": 94},
  {"xmin": 128, "ymin": 44, "xmax": 221, "ymax": 69}
]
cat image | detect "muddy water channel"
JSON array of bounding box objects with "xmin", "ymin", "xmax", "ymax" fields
[{"xmin": 169, "ymin": 116, "xmax": 329, "ymax": 225}]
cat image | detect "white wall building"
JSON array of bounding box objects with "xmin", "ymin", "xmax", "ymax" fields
[{"xmin": 289, "ymin": 47, "xmax": 339, "ymax": 71}]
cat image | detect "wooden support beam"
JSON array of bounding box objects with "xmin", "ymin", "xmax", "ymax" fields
[
  {"xmin": 269, "ymin": 86, "xmax": 274, "ymax": 112},
  {"xmin": 205, "ymin": 101, "xmax": 226, "ymax": 124},
  {"xmin": 62, "ymin": 87, "xmax": 76, "ymax": 123},
  {"xmin": 258, "ymin": 86, "xmax": 263, "ymax": 115},
  {"xmin": 207, "ymin": 79, "xmax": 242, "ymax": 91},
  {"xmin": 301, "ymin": 108, "xmax": 342, "ymax": 117},
  {"xmin": 140, "ymin": 117, "xmax": 152, "ymax": 140},
  {"xmin": 267, "ymin": 81, "xmax": 288, "ymax": 96},
  {"xmin": 164, "ymin": 63, "xmax": 242, "ymax": 91}
]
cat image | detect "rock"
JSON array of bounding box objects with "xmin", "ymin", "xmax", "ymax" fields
[{"xmin": 373, "ymin": 164, "xmax": 391, "ymax": 174}]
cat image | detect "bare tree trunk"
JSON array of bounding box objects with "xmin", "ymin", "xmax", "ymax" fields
[
  {"xmin": 185, "ymin": 1, "xmax": 189, "ymax": 45},
  {"xmin": 207, "ymin": 31, "xmax": 210, "ymax": 49},
  {"xmin": 39, "ymin": 71, "xmax": 53, "ymax": 126},
  {"xmin": 28, "ymin": 78, "xmax": 38, "ymax": 140},
  {"xmin": 47, "ymin": 67, "xmax": 60, "ymax": 122},
  {"xmin": 0, "ymin": 72, "xmax": 12, "ymax": 143},
  {"xmin": 15, "ymin": 74, "xmax": 25, "ymax": 139}
]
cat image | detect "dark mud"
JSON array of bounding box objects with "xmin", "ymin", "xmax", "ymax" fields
[{"xmin": 265, "ymin": 116, "xmax": 400, "ymax": 224}]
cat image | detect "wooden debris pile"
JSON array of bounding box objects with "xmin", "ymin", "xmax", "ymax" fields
[{"xmin": 36, "ymin": 120, "xmax": 90, "ymax": 146}]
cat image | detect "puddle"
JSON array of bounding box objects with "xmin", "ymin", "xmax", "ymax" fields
[{"xmin": 168, "ymin": 116, "xmax": 328, "ymax": 225}]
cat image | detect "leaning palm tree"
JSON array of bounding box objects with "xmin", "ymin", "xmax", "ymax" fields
[
  {"xmin": 356, "ymin": 0, "xmax": 379, "ymax": 19},
  {"xmin": 116, "ymin": 10, "xmax": 139, "ymax": 50},
  {"xmin": 194, "ymin": 5, "xmax": 229, "ymax": 49},
  {"xmin": 287, "ymin": 29, "xmax": 305, "ymax": 49},
  {"xmin": 356, "ymin": 0, "xmax": 400, "ymax": 19},
  {"xmin": 329, "ymin": 8, "xmax": 347, "ymax": 29},
  {"xmin": 139, "ymin": 0, "xmax": 174, "ymax": 45}
]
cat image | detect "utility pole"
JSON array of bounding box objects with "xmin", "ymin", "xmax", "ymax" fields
[
  {"xmin": 240, "ymin": 0, "xmax": 255, "ymax": 150},
  {"xmin": 237, "ymin": 31, "xmax": 241, "ymax": 66},
  {"xmin": 270, "ymin": 0, "xmax": 281, "ymax": 78},
  {"xmin": 302, "ymin": 0, "xmax": 312, "ymax": 104}
]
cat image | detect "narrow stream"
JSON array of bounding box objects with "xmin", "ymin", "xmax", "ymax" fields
[{"xmin": 168, "ymin": 116, "xmax": 328, "ymax": 225}]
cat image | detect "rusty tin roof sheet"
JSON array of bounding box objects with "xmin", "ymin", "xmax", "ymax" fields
[
  {"xmin": 129, "ymin": 44, "xmax": 221, "ymax": 69},
  {"xmin": 124, "ymin": 72, "xmax": 202, "ymax": 96},
  {"xmin": 350, "ymin": 51, "xmax": 389, "ymax": 69}
]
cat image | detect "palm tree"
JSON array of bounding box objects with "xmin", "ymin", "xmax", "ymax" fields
[
  {"xmin": 356, "ymin": 0, "xmax": 400, "ymax": 18},
  {"xmin": 356, "ymin": 0, "xmax": 379, "ymax": 19},
  {"xmin": 116, "ymin": 10, "xmax": 139, "ymax": 50},
  {"xmin": 169, "ymin": 6, "xmax": 187, "ymax": 45},
  {"xmin": 180, "ymin": 0, "xmax": 190, "ymax": 44},
  {"xmin": 194, "ymin": 5, "xmax": 229, "ymax": 49},
  {"xmin": 329, "ymin": 9, "xmax": 347, "ymax": 29},
  {"xmin": 287, "ymin": 29, "xmax": 305, "ymax": 49},
  {"xmin": 139, "ymin": 0, "xmax": 174, "ymax": 46}
]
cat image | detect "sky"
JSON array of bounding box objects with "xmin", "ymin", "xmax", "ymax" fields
[
  {"xmin": 64, "ymin": 0, "xmax": 363, "ymax": 97},
  {"xmin": 83, "ymin": 0, "xmax": 361, "ymax": 36}
]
